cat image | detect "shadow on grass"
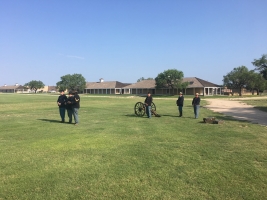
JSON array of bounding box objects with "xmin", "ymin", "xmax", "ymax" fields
[
  {"xmin": 216, "ymin": 115, "xmax": 251, "ymax": 123},
  {"xmin": 125, "ymin": 114, "xmax": 163, "ymax": 118},
  {"xmin": 253, "ymin": 106, "xmax": 267, "ymax": 113},
  {"xmin": 126, "ymin": 113, "xmax": 197, "ymax": 118},
  {"xmin": 126, "ymin": 112, "xmax": 254, "ymax": 124},
  {"xmin": 197, "ymin": 115, "xmax": 251, "ymax": 124},
  {"xmin": 125, "ymin": 114, "xmax": 141, "ymax": 118},
  {"xmin": 160, "ymin": 114, "xmax": 178, "ymax": 117},
  {"xmin": 37, "ymin": 119, "xmax": 62, "ymax": 123}
]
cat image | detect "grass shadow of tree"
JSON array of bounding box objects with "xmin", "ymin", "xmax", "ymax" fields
[{"xmin": 252, "ymin": 106, "xmax": 267, "ymax": 113}]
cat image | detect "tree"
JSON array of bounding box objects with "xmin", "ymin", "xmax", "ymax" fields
[
  {"xmin": 223, "ymin": 66, "xmax": 251, "ymax": 96},
  {"xmin": 56, "ymin": 73, "xmax": 86, "ymax": 93},
  {"xmin": 252, "ymin": 54, "xmax": 267, "ymax": 79},
  {"xmin": 24, "ymin": 80, "xmax": 45, "ymax": 93},
  {"xmin": 155, "ymin": 69, "xmax": 188, "ymax": 94},
  {"xmin": 137, "ymin": 77, "xmax": 154, "ymax": 82},
  {"xmin": 246, "ymin": 71, "xmax": 267, "ymax": 95}
]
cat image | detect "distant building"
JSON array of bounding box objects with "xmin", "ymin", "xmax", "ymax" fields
[
  {"xmin": 122, "ymin": 80, "xmax": 157, "ymax": 95},
  {"xmin": 84, "ymin": 77, "xmax": 222, "ymax": 96},
  {"xmin": 0, "ymin": 84, "xmax": 58, "ymax": 93},
  {"xmin": 0, "ymin": 84, "xmax": 26, "ymax": 93},
  {"xmin": 123, "ymin": 77, "xmax": 222, "ymax": 96},
  {"xmin": 182, "ymin": 77, "xmax": 222, "ymax": 96},
  {"xmin": 84, "ymin": 78, "xmax": 131, "ymax": 94},
  {"xmin": 47, "ymin": 86, "xmax": 57, "ymax": 93}
]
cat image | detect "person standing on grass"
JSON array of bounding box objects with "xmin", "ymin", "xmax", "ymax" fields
[
  {"xmin": 144, "ymin": 92, "xmax": 153, "ymax": 118},
  {"xmin": 72, "ymin": 91, "xmax": 80, "ymax": 125},
  {"xmin": 176, "ymin": 92, "xmax": 184, "ymax": 117},
  {"xmin": 57, "ymin": 90, "xmax": 67, "ymax": 123},
  {"xmin": 192, "ymin": 93, "xmax": 201, "ymax": 119},
  {"xmin": 66, "ymin": 91, "xmax": 74, "ymax": 124}
]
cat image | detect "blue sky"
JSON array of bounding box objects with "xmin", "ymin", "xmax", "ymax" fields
[{"xmin": 1, "ymin": 0, "xmax": 267, "ymax": 86}]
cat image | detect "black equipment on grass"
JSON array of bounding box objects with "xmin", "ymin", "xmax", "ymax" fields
[{"xmin": 134, "ymin": 102, "xmax": 161, "ymax": 117}]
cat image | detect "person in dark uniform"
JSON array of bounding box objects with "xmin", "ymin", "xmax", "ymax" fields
[
  {"xmin": 66, "ymin": 91, "xmax": 74, "ymax": 124},
  {"xmin": 176, "ymin": 92, "xmax": 184, "ymax": 117},
  {"xmin": 192, "ymin": 93, "xmax": 201, "ymax": 119},
  {"xmin": 57, "ymin": 90, "xmax": 67, "ymax": 122},
  {"xmin": 72, "ymin": 91, "xmax": 80, "ymax": 125},
  {"xmin": 144, "ymin": 92, "xmax": 153, "ymax": 118}
]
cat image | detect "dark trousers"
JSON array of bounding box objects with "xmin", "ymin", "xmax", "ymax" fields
[
  {"xmin": 178, "ymin": 106, "xmax": 183, "ymax": 116},
  {"xmin": 67, "ymin": 109, "xmax": 73, "ymax": 123},
  {"xmin": 59, "ymin": 107, "xmax": 66, "ymax": 121}
]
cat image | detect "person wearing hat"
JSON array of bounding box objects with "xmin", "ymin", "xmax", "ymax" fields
[
  {"xmin": 144, "ymin": 92, "xmax": 153, "ymax": 118},
  {"xmin": 72, "ymin": 91, "xmax": 80, "ymax": 125},
  {"xmin": 57, "ymin": 90, "xmax": 67, "ymax": 122},
  {"xmin": 176, "ymin": 92, "xmax": 184, "ymax": 117},
  {"xmin": 192, "ymin": 93, "xmax": 201, "ymax": 119},
  {"xmin": 66, "ymin": 91, "xmax": 74, "ymax": 123}
]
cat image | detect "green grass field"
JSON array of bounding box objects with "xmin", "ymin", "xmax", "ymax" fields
[
  {"xmin": 0, "ymin": 94, "xmax": 267, "ymax": 199},
  {"xmin": 241, "ymin": 99, "xmax": 267, "ymax": 113}
]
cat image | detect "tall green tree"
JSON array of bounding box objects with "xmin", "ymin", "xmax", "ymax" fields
[
  {"xmin": 223, "ymin": 66, "xmax": 251, "ymax": 96},
  {"xmin": 56, "ymin": 73, "xmax": 86, "ymax": 93},
  {"xmin": 24, "ymin": 80, "xmax": 45, "ymax": 93},
  {"xmin": 137, "ymin": 77, "xmax": 154, "ymax": 82},
  {"xmin": 246, "ymin": 71, "xmax": 267, "ymax": 95},
  {"xmin": 155, "ymin": 69, "xmax": 188, "ymax": 94},
  {"xmin": 252, "ymin": 54, "xmax": 267, "ymax": 79}
]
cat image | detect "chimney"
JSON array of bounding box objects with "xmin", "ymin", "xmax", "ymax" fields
[{"xmin": 100, "ymin": 78, "xmax": 104, "ymax": 82}]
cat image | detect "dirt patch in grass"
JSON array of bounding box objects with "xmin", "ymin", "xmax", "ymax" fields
[{"xmin": 204, "ymin": 97, "xmax": 267, "ymax": 126}]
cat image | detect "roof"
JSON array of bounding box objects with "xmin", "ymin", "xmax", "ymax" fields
[
  {"xmin": 85, "ymin": 81, "xmax": 131, "ymax": 89},
  {"xmin": 194, "ymin": 77, "xmax": 221, "ymax": 87},
  {"xmin": 183, "ymin": 77, "xmax": 221, "ymax": 88},
  {"xmin": 122, "ymin": 77, "xmax": 221, "ymax": 89},
  {"xmin": 123, "ymin": 80, "xmax": 156, "ymax": 89},
  {"xmin": 0, "ymin": 85, "xmax": 25, "ymax": 90}
]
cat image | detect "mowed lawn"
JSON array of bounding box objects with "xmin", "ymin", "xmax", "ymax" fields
[
  {"xmin": 0, "ymin": 94, "xmax": 267, "ymax": 200},
  {"xmin": 242, "ymin": 98, "xmax": 267, "ymax": 113}
]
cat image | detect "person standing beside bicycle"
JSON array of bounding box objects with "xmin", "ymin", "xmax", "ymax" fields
[{"xmin": 145, "ymin": 92, "xmax": 153, "ymax": 119}]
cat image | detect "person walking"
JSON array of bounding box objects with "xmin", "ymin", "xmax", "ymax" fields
[
  {"xmin": 57, "ymin": 90, "xmax": 67, "ymax": 122},
  {"xmin": 144, "ymin": 92, "xmax": 153, "ymax": 118},
  {"xmin": 176, "ymin": 92, "xmax": 184, "ymax": 117},
  {"xmin": 72, "ymin": 91, "xmax": 80, "ymax": 125},
  {"xmin": 66, "ymin": 91, "xmax": 74, "ymax": 124},
  {"xmin": 192, "ymin": 93, "xmax": 201, "ymax": 119}
]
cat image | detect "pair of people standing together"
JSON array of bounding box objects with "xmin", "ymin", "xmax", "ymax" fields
[
  {"xmin": 176, "ymin": 92, "xmax": 201, "ymax": 119},
  {"xmin": 57, "ymin": 90, "xmax": 80, "ymax": 125}
]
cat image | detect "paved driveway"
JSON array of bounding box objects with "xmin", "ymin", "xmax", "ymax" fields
[{"xmin": 204, "ymin": 98, "xmax": 267, "ymax": 126}]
